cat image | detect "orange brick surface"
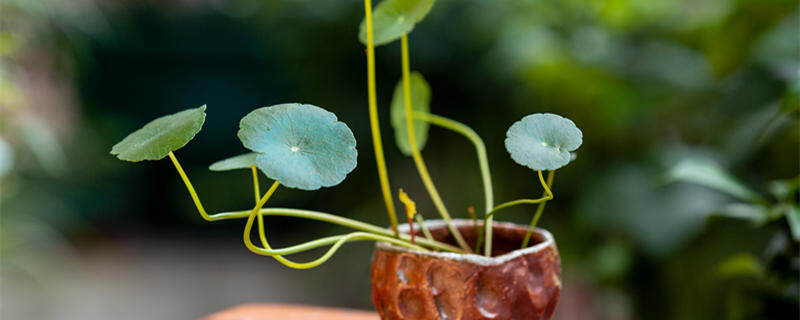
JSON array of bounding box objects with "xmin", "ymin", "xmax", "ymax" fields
[{"xmin": 202, "ymin": 303, "xmax": 379, "ymax": 320}]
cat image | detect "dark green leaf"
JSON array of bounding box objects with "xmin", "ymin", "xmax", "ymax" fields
[
  {"xmin": 209, "ymin": 153, "xmax": 258, "ymax": 171},
  {"xmin": 358, "ymin": 0, "xmax": 435, "ymax": 46},
  {"xmin": 237, "ymin": 103, "xmax": 357, "ymax": 190},
  {"xmin": 390, "ymin": 71, "xmax": 430, "ymax": 155},
  {"xmin": 505, "ymin": 113, "xmax": 583, "ymax": 171},
  {"xmin": 110, "ymin": 106, "xmax": 206, "ymax": 162}
]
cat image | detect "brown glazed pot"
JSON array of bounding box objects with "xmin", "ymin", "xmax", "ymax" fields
[{"xmin": 370, "ymin": 220, "xmax": 561, "ymax": 320}]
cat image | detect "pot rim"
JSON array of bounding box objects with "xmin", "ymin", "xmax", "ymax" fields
[{"xmin": 375, "ymin": 219, "xmax": 554, "ymax": 266}]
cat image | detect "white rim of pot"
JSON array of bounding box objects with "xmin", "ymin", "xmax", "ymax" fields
[{"xmin": 375, "ymin": 219, "xmax": 555, "ymax": 266}]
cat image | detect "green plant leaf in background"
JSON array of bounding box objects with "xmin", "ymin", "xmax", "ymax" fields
[
  {"xmin": 110, "ymin": 106, "xmax": 206, "ymax": 162},
  {"xmin": 768, "ymin": 176, "xmax": 799, "ymax": 201},
  {"xmin": 716, "ymin": 252, "xmax": 765, "ymax": 279},
  {"xmin": 358, "ymin": 0, "xmax": 435, "ymax": 46},
  {"xmin": 208, "ymin": 153, "xmax": 258, "ymax": 171},
  {"xmin": 504, "ymin": 113, "xmax": 583, "ymax": 171},
  {"xmin": 237, "ymin": 103, "xmax": 357, "ymax": 190},
  {"xmin": 390, "ymin": 71, "xmax": 431, "ymax": 155},
  {"xmin": 664, "ymin": 157, "xmax": 762, "ymax": 202},
  {"xmin": 786, "ymin": 205, "xmax": 800, "ymax": 241},
  {"xmin": 712, "ymin": 203, "xmax": 772, "ymax": 225}
]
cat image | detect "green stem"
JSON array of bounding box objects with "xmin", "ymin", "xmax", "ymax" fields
[
  {"xmin": 168, "ymin": 151, "xmax": 462, "ymax": 253},
  {"xmin": 243, "ymin": 181, "xmax": 427, "ymax": 269},
  {"xmin": 475, "ymin": 170, "xmax": 552, "ymax": 254},
  {"xmin": 401, "ymin": 34, "xmax": 471, "ymax": 251},
  {"xmin": 364, "ymin": 0, "xmax": 399, "ymax": 237},
  {"xmin": 168, "ymin": 151, "xmax": 217, "ymax": 221},
  {"xmin": 220, "ymin": 207, "xmax": 462, "ymax": 253},
  {"xmin": 522, "ymin": 171, "xmax": 555, "ymax": 248},
  {"xmin": 410, "ymin": 111, "xmax": 494, "ymax": 255},
  {"xmin": 414, "ymin": 214, "xmax": 435, "ymax": 245},
  {"xmin": 251, "ymin": 166, "xmax": 260, "ymax": 205}
]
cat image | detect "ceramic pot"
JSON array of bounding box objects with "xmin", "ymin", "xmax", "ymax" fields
[{"xmin": 370, "ymin": 219, "xmax": 561, "ymax": 320}]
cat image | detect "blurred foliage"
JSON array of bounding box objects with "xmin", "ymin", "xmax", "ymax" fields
[{"xmin": 1, "ymin": 0, "xmax": 798, "ymax": 319}]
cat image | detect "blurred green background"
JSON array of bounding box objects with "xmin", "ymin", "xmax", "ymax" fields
[{"xmin": 1, "ymin": 0, "xmax": 798, "ymax": 319}]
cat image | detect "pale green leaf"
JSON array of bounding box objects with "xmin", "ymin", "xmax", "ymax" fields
[
  {"xmin": 505, "ymin": 113, "xmax": 583, "ymax": 171},
  {"xmin": 209, "ymin": 153, "xmax": 258, "ymax": 171},
  {"xmin": 664, "ymin": 157, "xmax": 761, "ymax": 202},
  {"xmin": 0, "ymin": 137, "xmax": 13, "ymax": 178},
  {"xmin": 237, "ymin": 103, "xmax": 357, "ymax": 190},
  {"xmin": 390, "ymin": 71, "xmax": 430, "ymax": 155},
  {"xmin": 768, "ymin": 177, "xmax": 799, "ymax": 201},
  {"xmin": 786, "ymin": 205, "xmax": 800, "ymax": 241},
  {"xmin": 358, "ymin": 0, "xmax": 435, "ymax": 46},
  {"xmin": 110, "ymin": 106, "xmax": 206, "ymax": 162},
  {"xmin": 712, "ymin": 203, "xmax": 771, "ymax": 225}
]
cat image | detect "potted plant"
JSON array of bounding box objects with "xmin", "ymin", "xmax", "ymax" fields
[{"xmin": 110, "ymin": 0, "xmax": 583, "ymax": 318}]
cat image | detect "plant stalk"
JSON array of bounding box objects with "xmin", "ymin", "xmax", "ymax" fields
[
  {"xmin": 251, "ymin": 166, "xmax": 260, "ymax": 204},
  {"xmin": 521, "ymin": 171, "xmax": 555, "ymax": 248},
  {"xmin": 364, "ymin": 0, "xmax": 399, "ymax": 237},
  {"xmin": 168, "ymin": 151, "xmax": 461, "ymax": 253},
  {"xmin": 411, "ymin": 111, "xmax": 494, "ymax": 255},
  {"xmin": 475, "ymin": 170, "xmax": 552, "ymax": 253},
  {"xmin": 243, "ymin": 181, "xmax": 427, "ymax": 269},
  {"xmin": 400, "ymin": 35, "xmax": 470, "ymax": 251},
  {"xmin": 414, "ymin": 214, "xmax": 435, "ymax": 245}
]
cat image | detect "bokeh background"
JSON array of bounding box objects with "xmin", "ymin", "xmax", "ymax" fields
[{"xmin": 1, "ymin": 0, "xmax": 798, "ymax": 319}]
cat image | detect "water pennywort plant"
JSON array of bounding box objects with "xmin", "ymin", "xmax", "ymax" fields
[{"xmin": 110, "ymin": 0, "xmax": 583, "ymax": 270}]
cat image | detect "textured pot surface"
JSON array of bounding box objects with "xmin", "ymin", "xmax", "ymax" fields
[{"xmin": 370, "ymin": 220, "xmax": 561, "ymax": 320}]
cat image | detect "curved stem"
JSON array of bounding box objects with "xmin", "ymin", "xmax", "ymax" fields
[
  {"xmin": 245, "ymin": 229, "xmax": 427, "ymax": 269},
  {"xmin": 245, "ymin": 181, "xmax": 330, "ymax": 269},
  {"xmin": 522, "ymin": 171, "xmax": 555, "ymax": 248},
  {"xmin": 243, "ymin": 181, "xmax": 427, "ymax": 269},
  {"xmin": 411, "ymin": 112, "xmax": 494, "ymax": 214},
  {"xmin": 401, "ymin": 34, "xmax": 470, "ymax": 251},
  {"xmin": 168, "ymin": 151, "xmax": 218, "ymax": 221},
  {"xmin": 169, "ymin": 152, "xmax": 460, "ymax": 267},
  {"xmin": 409, "ymin": 111, "xmax": 495, "ymax": 255},
  {"xmin": 364, "ymin": 0, "xmax": 399, "ymax": 237},
  {"xmin": 209, "ymin": 207, "xmax": 463, "ymax": 253},
  {"xmin": 475, "ymin": 170, "xmax": 553, "ymax": 254}
]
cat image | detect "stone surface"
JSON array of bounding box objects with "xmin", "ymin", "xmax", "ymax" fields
[
  {"xmin": 202, "ymin": 303, "xmax": 379, "ymax": 320},
  {"xmin": 371, "ymin": 220, "xmax": 561, "ymax": 320}
]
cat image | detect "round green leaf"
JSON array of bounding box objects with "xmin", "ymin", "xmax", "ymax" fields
[
  {"xmin": 358, "ymin": 0, "xmax": 435, "ymax": 46},
  {"xmin": 209, "ymin": 153, "xmax": 258, "ymax": 171},
  {"xmin": 237, "ymin": 103, "xmax": 357, "ymax": 190},
  {"xmin": 390, "ymin": 71, "xmax": 430, "ymax": 155},
  {"xmin": 111, "ymin": 106, "xmax": 206, "ymax": 162},
  {"xmin": 505, "ymin": 113, "xmax": 582, "ymax": 171}
]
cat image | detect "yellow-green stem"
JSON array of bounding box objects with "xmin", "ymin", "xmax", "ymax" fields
[
  {"xmin": 521, "ymin": 171, "xmax": 555, "ymax": 248},
  {"xmin": 414, "ymin": 213, "xmax": 435, "ymax": 245},
  {"xmin": 410, "ymin": 111, "xmax": 494, "ymax": 255},
  {"xmin": 251, "ymin": 166, "xmax": 260, "ymax": 204},
  {"xmin": 243, "ymin": 181, "xmax": 427, "ymax": 269},
  {"xmin": 475, "ymin": 170, "xmax": 553, "ymax": 254},
  {"xmin": 168, "ymin": 151, "xmax": 215, "ymax": 221},
  {"xmin": 364, "ymin": 0, "xmax": 399, "ymax": 237},
  {"xmin": 401, "ymin": 34, "xmax": 470, "ymax": 251},
  {"xmin": 168, "ymin": 152, "xmax": 457, "ymax": 267},
  {"xmin": 211, "ymin": 208, "xmax": 462, "ymax": 252}
]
